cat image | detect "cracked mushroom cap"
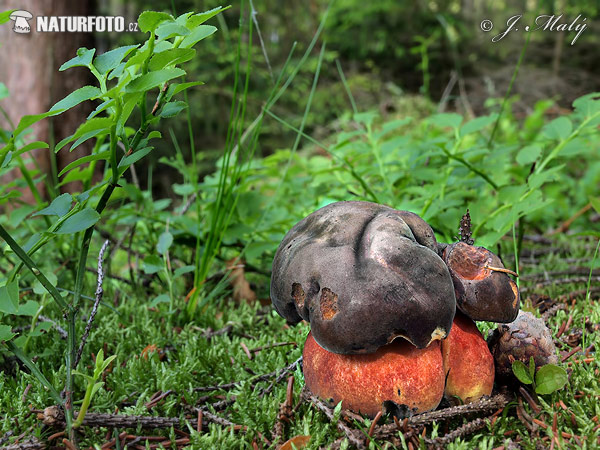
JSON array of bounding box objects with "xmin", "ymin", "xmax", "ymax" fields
[{"xmin": 270, "ymin": 201, "xmax": 456, "ymax": 354}]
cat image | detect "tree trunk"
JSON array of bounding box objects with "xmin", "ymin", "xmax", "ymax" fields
[{"xmin": 0, "ymin": 0, "xmax": 96, "ymax": 202}]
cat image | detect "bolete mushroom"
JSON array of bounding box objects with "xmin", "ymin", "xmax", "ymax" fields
[
  {"xmin": 9, "ymin": 10, "xmax": 33, "ymax": 33},
  {"xmin": 442, "ymin": 312, "xmax": 494, "ymax": 404},
  {"xmin": 271, "ymin": 201, "xmax": 456, "ymax": 353},
  {"xmin": 443, "ymin": 242, "xmax": 520, "ymax": 322},
  {"xmin": 271, "ymin": 201, "xmax": 516, "ymax": 417},
  {"xmin": 302, "ymin": 331, "xmax": 445, "ymax": 417}
]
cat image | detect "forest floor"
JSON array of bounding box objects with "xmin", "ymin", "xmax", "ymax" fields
[{"xmin": 0, "ymin": 233, "xmax": 599, "ymax": 450}]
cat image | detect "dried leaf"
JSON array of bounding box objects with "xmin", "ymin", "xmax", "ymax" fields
[{"xmin": 278, "ymin": 435, "xmax": 311, "ymax": 450}]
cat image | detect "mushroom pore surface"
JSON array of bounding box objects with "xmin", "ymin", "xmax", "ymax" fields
[{"xmin": 270, "ymin": 201, "xmax": 456, "ymax": 354}]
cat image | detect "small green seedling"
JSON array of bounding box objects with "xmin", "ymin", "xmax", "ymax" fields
[
  {"xmin": 72, "ymin": 349, "xmax": 117, "ymax": 428},
  {"xmin": 512, "ymin": 356, "xmax": 568, "ymax": 395}
]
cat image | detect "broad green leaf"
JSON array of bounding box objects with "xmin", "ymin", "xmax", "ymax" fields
[
  {"xmin": 93, "ymin": 45, "xmax": 138, "ymax": 75},
  {"xmin": 516, "ymin": 145, "xmax": 542, "ymax": 165},
  {"xmin": 59, "ymin": 150, "xmax": 110, "ymax": 177},
  {"xmin": 55, "ymin": 117, "xmax": 113, "ymax": 152},
  {"xmin": 143, "ymin": 255, "xmax": 163, "ymax": 274},
  {"xmin": 535, "ymin": 364, "xmax": 568, "ymax": 394},
  {"xmin": 173, "ymin": 265, "xmax": 195, "ymax": 279},
  {"xmin": 428, "ymin": 113, "xmax": 463, "ymax": 130},
  {"xmin": 186, "ymin": 7, "xmax": 228, "ymax": 28},
  {"xmin": 542, "ymin": 116, "xmax": 572, "ymax": 140},
  {"xmin": 148, "ymin": 48, "xmax": 196, "ymax": 71},
  {"xmin": 15, "ymin": 141, "xmax": 49, "ymax": 157},
  {"xmin": 149, "ymin": 294, "xmax": 170, "ymax": 307},
  {"xmin": 16, "ymin": 300, "xmax": 39, "ymax": 316},
  {"xmin": 33, "ymin": 272, "xmax": 57, "ymax": 295},
  {"xmin": 0, "ymin": 10, "xmax": 15, "ymax": 25},
  {"xmin": 60, "ymin": 47, "xmax": 96, "ymax": 71},
  {"xmin": 138, "ymin": 11, "xmax": 173, "ymax": 33},
  {"xmin": 573, "ymin": 92, "xmax": 600, "ymax": 117},
  {"xmin": 55, "ymin": 208, "xmax": 100, "ymax": 234},
  {"xmin": 156, "ymin": 22, "xmax": 190, "ymax": 40},
  {"xmin": 157, "ymin": 231, "xmax": 173, "ymax": 255},
  {"xmin": 159, "ymin": 101, "xmax": 187, "ymax": 118},
  {"xmin": 512, "ymin": 360, "xmax": 534, "ymax": 385},
  {"xmin": 13, "ymin": 111, "xmax": 62, "ymax": 139},
  {"xmin": 166, "ymin": 81, "xmax": 204, "ymax": 101},
  {"xmin": 33, "ymin": 193, "xmax": 72, "ymax": 217},
  {"xmin": 0, "ymin": 82, "xmax": 9, "ymax": 99},
  {"xmin": 49, "ymin": 86, "xmax": 101, "ymax": 113},
  {"xmin": 118, "ymin": 146, "xmax": 153, "ymax": 169},
  {"xmin": 125, "ymin": 68, "xmax": 185, "ymax": 93},
  {"xmin": 0, "ymin": 325, "xmax": 15, "ymax": 342},
  {"xmin": 0, "ymin": 280, "xmax": 19, "ymax": 314},
  {"xmin": 459, "ymin": 114, "xmax": 497, "ymax": 137},
  {"xmin": 590, "ymin": 196, "xmax": 600, "ymax": 214},
  {"xmin": 180, "ymin": 25, "xmax": 217, "ymax": 48}
]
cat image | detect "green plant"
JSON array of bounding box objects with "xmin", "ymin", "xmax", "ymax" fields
[
  {"xmin": 72, "ymin": 348, "xmax": 116, "ymax": 428},
  {"xmin": 0, "ymin": 6, "xmax": 225, "ymax": 442},
  {"xmin": 512, "ymin": 357, "xmax": 568, "ymax": 395}
]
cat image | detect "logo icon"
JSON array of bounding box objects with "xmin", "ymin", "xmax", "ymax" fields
[{"xmin": 9, "ymin": 10, "xmax": 33, "ymax": 33}]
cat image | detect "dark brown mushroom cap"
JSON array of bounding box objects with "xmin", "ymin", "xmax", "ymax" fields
[
  {"xmin": 270, "ymin": 201, "xmax": 456, "ymax": 354},
  {"xmin": 443, "ymin": 242, "xmax": 520, "ymax": 322}
]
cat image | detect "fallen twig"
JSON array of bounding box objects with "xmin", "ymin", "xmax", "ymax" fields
[{"xmin": 74, "ymin": 240, "xmax": 109, "ymax": 369}]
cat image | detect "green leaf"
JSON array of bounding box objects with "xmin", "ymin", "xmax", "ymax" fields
[
  {"xmin": 143, "ymin": 255, "xmax": 163, "ymax": 274},
  {"xmin": 0, "ymin": 280, "xmax": 19, "ymax": 314},
  {"xmin": 13, "ymin": 111, "xmax": 62, "ymax": 139},
  {"xmin": 0, "ymin": 10, "xmax": 15, "ymax": 25},
  {"xmin": 58, "ymin": 151, "xmax": 110, "ymax": 177},
  {"xmin": 125, "ymin": 68, "xmax": 186, "ymax": 93},
  {"xmin": 159, "ymin": 101, "xmax": 188, "ymax": 118},
  {"xmin": 32, "ymin": 193, "xmax": 72, "ymax": 217},
  {"xmin": 55, "ymin": 117, "xmax": 113, "ymax": 153},
  {"xmin": 55, "ymin": 208, "xmax": 100, "ymax": 234},
  {"xmin": 156, "ymin": 22, "xmax": 190, "ymax": 40},
  {"xmin": 590, "ymin": 197, "xmax": 600, "ymax": 214},
  {"xmin": 512, "ymin": 360, "xmax": 534, "ymax": 385},
  {"xmin": 535, "ymin": 364, "xmax": 568, "ymax": 395},
  {"xmin": 93, "ymin": 45, "xmax": 138, "ymax": 75},
  {"xmin": 138, "ymin": 11, "xmax": 173, "ymax": 33},
  {"xmin": 16, "ymin": 300, "xmax": 39, "ymax": 317},
  {"xmin": 459, "ymin": 114, "xmax": 497, "ymax": 137},
  {"xmin": 15, "ymin": 141, "xmax": 50, "ymax": 157},
  {"xmin": 60, "ymin": 47, "xmax": 96, "ymax": 71},
  {"xmin": 118, "ymin": 147, "xmax": 153, "ymax": 169},
  {"xmin": 185, "ymin": 7, "xmax": 228, "ymax": 28},
  {"xmin": 528, "ymin": 356, "xmax": 535, "ymax": 382},
  {"xmin": 573, "ymin": 92, "xmax": 600, "ymax": 118},
  {"xmin": 516, "ymin": 145, "xmax": 542, "ymax": 165},
  {"xmin": 157, "ymin": 231, "xmax": 173, "ymax": 255},
  {"xmin": 49, "ymin": 86, "xmax": 101, "ymax": 113},
  {"xmin": 428, "ymin": 113, "xmax": 463, "ymax": 130},
  {"xmin": 148, "ymin": 48, "xmax": 196, "ymax": 71},
  {"xmin": 0, "ymin": 325, "xmax": 15, "ymax": 342},
  {"xmin": 180, "ymin": 25, "xmax": 217, "ymax": 48},
  {"xmin": 542, "ymin": 117, "xmax": 572, "ymax": 140},
  {"xmin": 0, "ymin": 82, "xmax": 9, "ymax": 99},
  {"xmin": 149, "ymin": 294, "xmax": 170, "ymax": 307},
  {"xmin": 166, "ymin": 81, "xmax": 204, "ymax": 101},
  {"xmin": 33, "ymin": 272, "xmax": 57, "ymax": 295},
  {"xmin": 173, "ymin": 265, "xmax": 195, "ymax": 279}
]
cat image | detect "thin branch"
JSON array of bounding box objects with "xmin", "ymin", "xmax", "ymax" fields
[{"xmin": 74, "ymin": 240, "xmax": 109, "ymax": 369}]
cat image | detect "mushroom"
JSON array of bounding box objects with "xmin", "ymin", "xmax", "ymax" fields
[
  {"xmin": 302, "ymin": 331, "xmax": 445, "ymax": 417},
  {"xmin": 271, "ymin": 201, "xmax": 516, "ymax": 417},
  {"xmin": 270, "ymin": 201, "xmax": 456, "ymax": 354},
  {"xmin": 442, "ymin": 242, "xmax": 520, "ymax": 322},
  {"xmin": 9, "ymin": 10, "xmax": 33, "ymax": 34},
  {"xmin": 441, "ymin": 311, "xmax": 494, "ymax": 404}
]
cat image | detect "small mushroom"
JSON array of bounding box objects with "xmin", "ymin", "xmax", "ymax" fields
[
  {"xmin": 487, "ymin": 310, "xmax": 558, "ymax": 380},
  {"xmin": 441, "ymin": 311, "xmax": 494, "ymax": 404},
  {"xmin": 442, "ymin": 242, "xmax": 519, "ymax": 322},
  {"xmin": 9, "ymin": 10, "xmax": 33, "ymax": 34},
  {"xmin": 271, "ymin": 201, "xmax": 456, "ymax": 354},
  {"xmin": 302, "ymin": 331, "xmax": 445, "ymax": 417}
]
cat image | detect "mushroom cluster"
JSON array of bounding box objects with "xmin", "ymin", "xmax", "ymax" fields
[{"xmin": 271, "ymin": 201, "xmax": 520, "ymax": 417}]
